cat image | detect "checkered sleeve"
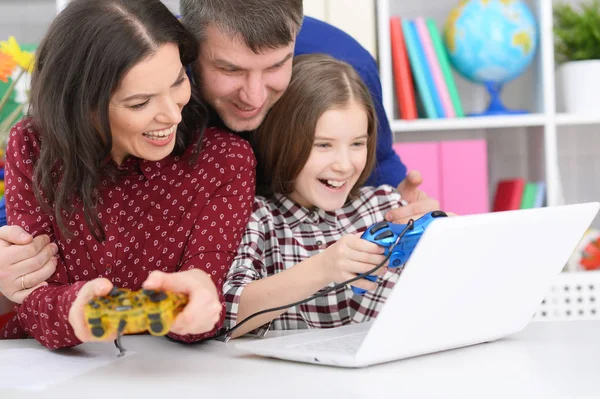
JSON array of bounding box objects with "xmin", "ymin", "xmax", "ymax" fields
[
  {"xmin": 223, "ymin": 200, "xmax": 271, "ymax": 337},
  {"xmin": 343, "ymin": 185, "xmax": 406, "ymax": 325}
]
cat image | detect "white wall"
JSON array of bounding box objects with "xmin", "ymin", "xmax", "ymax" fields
[
  {"xmin": 1, "ymin": 1, "xmax": 378, "ymax": 58},
  {"xmin": 0, "ymin": 1, "xmax": 56, "ymax": 45},
  {"xmin": 304, "ymin": 0, "xmax": 377, "ymax": 58}
]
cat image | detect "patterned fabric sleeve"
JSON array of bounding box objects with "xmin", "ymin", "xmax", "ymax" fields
[
  {"xmin": 222, "ymin": 200, "xmax": 271, "ymax": 337},
  {"xmin": 2, "ymin": 121, "xmax": 85, "ymax": 348},
  {"xmin": 167, "ymin": 132, "xmax": 256, "ymax": 343}
]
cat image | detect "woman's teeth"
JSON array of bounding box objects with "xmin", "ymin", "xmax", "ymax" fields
[{"xmin": 143, "ymin": 125, "xmax": 176, "ymax": 140}]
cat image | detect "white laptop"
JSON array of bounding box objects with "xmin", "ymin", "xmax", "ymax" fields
[{"xmin": 235, "ymin": 203, "xmax": 600, "ymax": 368}]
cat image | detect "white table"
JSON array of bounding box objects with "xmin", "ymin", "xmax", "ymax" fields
[{"xmin": 2, "ymin": 320, "xmax": 599, "ymax": 398}]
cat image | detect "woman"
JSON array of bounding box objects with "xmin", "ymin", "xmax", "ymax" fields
[{"xmin": 0, "ymin": 0, "xmax": 255, "ymax": 349}]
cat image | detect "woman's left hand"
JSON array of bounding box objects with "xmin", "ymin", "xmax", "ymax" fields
[{"xmin": 142, "ymin": 269, "xmax": 222, "ymax": 336}]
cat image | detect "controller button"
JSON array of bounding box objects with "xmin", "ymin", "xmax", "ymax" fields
[
  {"xmin": 370, "ymin": 221, "xmax": 389, "ymax": 234},
  {"xmin": 374, "ymin": 230, "xmax": 394, "ymax": 240},
  {"xmin": 150, "ymin": 321, "xmax": 164, "ymax": 334},
  {"xmin": 148, "ymin": 313, "xmax": 161, "ymax": 320},
  {"xmin": 91, "ymin": 326, "xmax": 105, "ymax": 338},
  {"xmin": 149, "ymin": 291, "xmax": 168, "ymax": 303},
  {"xmin": 431, "ymin": 210, "xmax": 447, "ymax": 218},
  {"xmin": 392, "ymin": 259, "xmax": 402, "ymax": 267}
]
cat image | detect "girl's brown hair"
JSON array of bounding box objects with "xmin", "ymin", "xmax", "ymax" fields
[
  {"xmin": 255, "ymin": 53, "xmax": 377, "ymax": 200},
  {"xmin": 29, "ymin": 0, "xmax": 207, "ymax": 241}
]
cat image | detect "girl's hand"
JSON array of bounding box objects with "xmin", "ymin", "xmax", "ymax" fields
[
  {"xmin": 142, "ymin": 269, "xmax": 222, "ymax": 336},
  {"xmin": 68, "ymin": 278, "xmax": 114, "ymax": 342},
  {"xmin": 318, "ymin": 234, "xmax": 387, "ymax": 292}
]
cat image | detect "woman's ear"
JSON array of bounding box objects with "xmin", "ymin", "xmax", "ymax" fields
[{"xmin": 90, "ymin": 109, "xmax": 110, "ymax": 145}]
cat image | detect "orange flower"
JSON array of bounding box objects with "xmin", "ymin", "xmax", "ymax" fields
[{"xmin": 0, "ymin": 51, "xmax": 17, "ymax": 83}]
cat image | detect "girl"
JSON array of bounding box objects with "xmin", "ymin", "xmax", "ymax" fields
[
  {"xmin": 223, "ymin": 54, "xmax": 404, "ymax": 338},
  {"xmin": 0, "ymin": 0, "xmax": 255, "ymax": 348}
]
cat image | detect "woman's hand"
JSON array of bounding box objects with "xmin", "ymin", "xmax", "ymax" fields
[
  {"xmin": 68, "ymin": 278, "xmax": 114, "ymax": 343},
  {"xmin": 318, "ymin": 234, "xmax": 387, "ymax": 292},
  {"xmin": 142, "ymin": 269, "xmax": 222, "ymax": 336}
]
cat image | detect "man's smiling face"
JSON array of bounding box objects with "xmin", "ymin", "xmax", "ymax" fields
[{"xmin": 195, "ymin": 24, "xmax": 295, "ymax": 132}]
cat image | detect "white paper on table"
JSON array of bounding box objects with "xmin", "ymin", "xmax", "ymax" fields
[{"xmin": 0, "ymin": 347, "xmax": 133, "ymax": 390}]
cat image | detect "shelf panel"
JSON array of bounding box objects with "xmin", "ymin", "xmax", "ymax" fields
[
  {"xmin": 555, "ymin": 113, "xmax": 600, "ymax": 127},
  {"xmin": 390, "ymin": 114, "xmax": 547, "ymax": 132}
]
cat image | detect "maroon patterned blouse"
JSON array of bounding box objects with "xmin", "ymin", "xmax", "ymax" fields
[{"xmin": 0, "ymin": 120, "xmax": 256, "ymax": 348}]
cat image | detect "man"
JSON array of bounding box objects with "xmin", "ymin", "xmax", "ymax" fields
[{"xmin": 0, "ymin": 0, "xmax": 439, "ymax": 309}]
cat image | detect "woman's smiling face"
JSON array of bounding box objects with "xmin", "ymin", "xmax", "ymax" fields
[{"xmin": 108, "ymin": 42, "xmax": 191, "ymax": 165}]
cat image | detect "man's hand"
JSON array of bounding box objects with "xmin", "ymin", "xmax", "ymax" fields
[
  {"xmin": 0, "ymin": 226, "xmax": 58, "ymax": 304},
  {"xmin": 385, "ymin": 170, "xmax": 441, "ymax": 224},
  {"xmin": 68, "ymin": 278, "xmax": 115, "ymax": 343},
  {"xmin": 143, "ymin": 269, "xmax": 222, "ymax": 336}
]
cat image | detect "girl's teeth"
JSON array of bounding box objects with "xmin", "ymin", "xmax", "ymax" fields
[{"xmin": 327, "ymin": 180, "xmax": 345, "ymax": 188}]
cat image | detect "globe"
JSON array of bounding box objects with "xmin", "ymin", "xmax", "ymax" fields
[{"xmin": 444, "ymin": 0, "xmax": 538, "ymax": 115}]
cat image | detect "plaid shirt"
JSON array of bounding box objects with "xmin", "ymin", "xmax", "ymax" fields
[{"xmin": 224, "ymin": 185, "xmax": 404, "ymax": 337}]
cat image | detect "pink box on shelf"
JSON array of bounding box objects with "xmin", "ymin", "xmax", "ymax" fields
[
  {"xmin": 392, "ymin": 142, "xmax": 441, "ymax": 204},
  {"xmin": 439, "ymin": 140, "xmax": 489, "ymax": 215},
  {"xmin": 392, "ymin": 139, "xmax": 489, "ymax": 215}
]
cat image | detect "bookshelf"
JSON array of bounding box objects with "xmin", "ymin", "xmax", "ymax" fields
[
  {"xmin": 376, "ymin": 0, "xmax": 600, "ymax": 216},
  {"xmin": 390, "ymin": 114, "xmax": 548, "ymax": 132}
]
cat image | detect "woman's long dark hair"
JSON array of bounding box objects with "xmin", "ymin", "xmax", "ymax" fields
[{"xmin": 29, "ymin": 0, "xmax": 207, "ymax": 241}]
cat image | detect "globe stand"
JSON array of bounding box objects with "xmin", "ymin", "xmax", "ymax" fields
[{"xmin": 469, "ymin": 81, "xmax": 529, "ymax": 117}]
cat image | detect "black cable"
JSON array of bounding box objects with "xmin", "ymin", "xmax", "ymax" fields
[{"xmin": 213, "ymin": 219, "xmax": 415, "ymax": 340}]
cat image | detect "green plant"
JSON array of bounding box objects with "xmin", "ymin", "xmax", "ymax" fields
[{"xmin": 554, "ymin": 0, "xmax": 600, "ymax": 63}]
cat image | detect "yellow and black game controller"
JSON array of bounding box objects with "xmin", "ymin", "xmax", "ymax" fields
[{"xmin": 84, "ymin": 287, "xmax": 188, "ymax": 356}]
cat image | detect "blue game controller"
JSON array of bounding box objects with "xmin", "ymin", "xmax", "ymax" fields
[{"xmin": 351, "ymin": 210, "xmax": 448, "ymax": 295}]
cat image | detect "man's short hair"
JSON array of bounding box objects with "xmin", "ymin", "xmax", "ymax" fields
[{"xmin": 180, "ymin": 0, "xmax": 303, "ymax": 52}]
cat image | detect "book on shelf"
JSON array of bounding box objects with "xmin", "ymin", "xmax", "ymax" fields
[
  {"xmin": 415, "ymin": 17, "xmax": 454, "ymax": 118},
  {"xmin": 401, "ymin": 19, "xmax": 438, "ymax": 119},
  {"xmin": 389, "ymin": 17, "xmax": 417, "ymax": 120},
  {"xmin": 426, "ymin": 18, "xmax": 464, "ymax": 118},
  {"xmin": 493, "ymin": 178, "xmax": 546, "ymax": 212},
  {"xmin": 533, "ymin": 181, "xmax": 546, "ymax": 208},
  {"xmin": 519, "ymin": 182, "xmax": 538, "ymax": 209},
  {"xmin": 493, "ymin": 178, "xmax": 525, "ymax": 212},
  {"xmin": 390, "ymin": 16, "xmax": 464, "ymax": 120},
  {"xmin": 409, "ymin": 20, "xmax": 444, "ymax": 118}
]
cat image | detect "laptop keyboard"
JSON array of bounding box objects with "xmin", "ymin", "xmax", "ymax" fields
[{"xmin": 285, "ymin": 332, "xmax": 367, "ymax": 354}]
